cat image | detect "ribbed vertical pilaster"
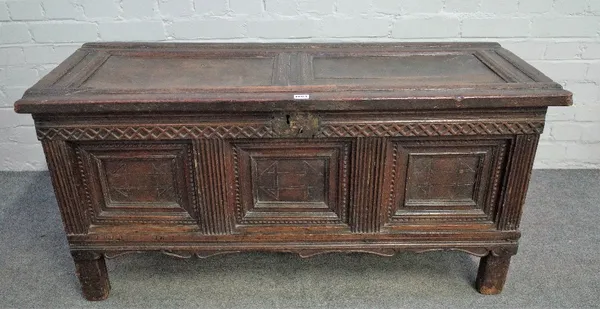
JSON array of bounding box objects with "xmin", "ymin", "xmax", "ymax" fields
[
  {"xmin": 194, "ymin": 139, "xmax": 233, "ymax": 234},
  {"xmin": 497, "ymin": 134, "xmax": 540, "ymax": 230},
  {"xmin": 349, "ymin": 138, "xmax": 388, "ymax": 233},
  {"xmin": 42, "ymin": 140, "xmax": 89, "ymax": 234}
]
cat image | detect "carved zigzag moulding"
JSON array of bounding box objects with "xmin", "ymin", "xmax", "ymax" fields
[{"xmin": 36, "ymin": 121, "xmax": 544, "ymax": 140}]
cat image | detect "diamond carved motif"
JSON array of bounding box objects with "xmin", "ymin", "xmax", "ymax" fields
[
  {"xmin": 255, "ymin": 159, "xmax": 325, "ymax": 203},
  {"xmin": 407, "ymin": 156, "xmax": 480, "ymax": 203},
  {"xmin": 104, "ymin": 160, "xmax": 176, "ymax": 204}
]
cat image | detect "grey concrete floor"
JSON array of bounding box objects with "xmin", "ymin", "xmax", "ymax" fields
[{"xmin": 0, "ymin": 170, "xmax": 598, "ymax": 309}]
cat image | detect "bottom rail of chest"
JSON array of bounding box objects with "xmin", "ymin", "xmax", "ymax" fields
[{"xmin": 68, "ymin": 238, "xmax": 519, "ymax": 300}]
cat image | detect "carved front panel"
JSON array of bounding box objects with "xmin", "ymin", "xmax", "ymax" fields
[
  {"xmin": 254, "ymin": 159, "xmax": 326, "ymax": 204},
  {"xmin": 103, "ymin": 161, "xmax": 176, "ymax": 204},
  {"xmin": 77, "ymin": 142, "xmax": 197, "ymax": 224},
  {"xmin": 386, "ymin": 139, "xmax": 508, "ymax": 228},
  {"xmin": 232, "ymin": 140, "xmax": 350, "ymax": 227},
  {"xmin": 405, "ymin": 155, "xmax": 482, "ymax": 206}
]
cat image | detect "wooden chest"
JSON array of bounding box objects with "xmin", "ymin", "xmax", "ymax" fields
[{"xmin": 14, "ymin": 42, "xmax": 571, "ymax": 300}]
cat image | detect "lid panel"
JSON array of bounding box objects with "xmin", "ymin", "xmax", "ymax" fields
[
  {"xmin": 14, "ymin": 42, "xmax": 572, "ymax": 114},
  {"xmin": 310, "ymin": 53, "xmax": 506, "ymax": 85},
  {"xmin": 82, "ymin": 55, "xmax": 276, "ymax": 89}
]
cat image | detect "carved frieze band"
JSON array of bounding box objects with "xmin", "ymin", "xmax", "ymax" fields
[
  {"xmin": 349, "ymin": 137, "xmax": 388, "ymax": 233},
  {"xmin": 37, "ymin": 125, "xmax": 276, "ymax": 140},
  {"xmin": 193, "ymin": 139, "xmax": 233, "ymax": 234},
  {"xmin": 42, "ymin": 140, "xmax": 90, "ymax": 234},
  {"xmin": 317, "ymin": 121, "xmax": 544, "ymax": 138},
  {"xmin": 36, "ymin": 120, "xmax": 544, "ymax": 141},
  {"xmin": 497, "ymin": 135, "xmax": 540, "ymax": 230}
]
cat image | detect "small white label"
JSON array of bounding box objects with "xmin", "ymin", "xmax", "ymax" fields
[{"xmin": 293, "ymin": 94, "xmax": 310, "ymax": 100}]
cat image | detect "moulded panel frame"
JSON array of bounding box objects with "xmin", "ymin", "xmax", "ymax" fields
[
  {"xmin": 231, "ymin": 139, "xmax": 351, "ymax": 228},
  {"xmin": 76, "ymin": 141, "xmax": 198, "ymax": 225},
  {"xmin": 384, "ymin": 137, "xmax": 509, "ymax": 230}
]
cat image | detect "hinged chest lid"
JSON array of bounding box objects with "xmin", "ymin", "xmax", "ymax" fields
[{"xmin": 14, "ymin": 42, "xmax": 571, "ymax": 114}]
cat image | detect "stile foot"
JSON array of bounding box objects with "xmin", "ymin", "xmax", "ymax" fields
[
  {"xmin": 72, "ymin": 251, "xmax": 111, "ymax": 301},
  {"xmin": 476, "ymin": 252, "xmax": 512, "ymax": 295}
]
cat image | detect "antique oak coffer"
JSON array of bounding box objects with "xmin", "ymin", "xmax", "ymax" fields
[{"xmin": 14, "ymin": 42, "xmax": 571, "ymax": 300}]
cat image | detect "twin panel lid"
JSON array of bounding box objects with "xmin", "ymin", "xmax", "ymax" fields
[{"xmin": 14, "ymin": 42, "xmax": 571, "ymax": 114}]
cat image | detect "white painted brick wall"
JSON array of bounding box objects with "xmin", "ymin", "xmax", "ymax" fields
[
  {"xmin": 0, "ymin": 0, "xmax": 599, "ymax": 170},
  {"xmin": 325, "ymin": 18, "xmax": 390, "ymax": 38},
  {"xmin": 0, "ymin": 3, "xmax": 8, "ymax": 21},
  {"xmin": 247, "ymin": 20, "xmax": 315, "ymax": 38},
  {"xmin": 7, "ymin": 1, "xmax": 44, "ymax": 21},
  {"xmin": 80, "ymin": 0, "xmax": 121, "ymax": 19},
  {"xmin": 0, "ymin": 23, "xmax": 30, "ymax": 43},
  {"xmin": 194, "ymin": 0, "xmax": 228, "ymax": 16},
  {"xmin": 444, "ymin": 0, "xmax": 480, "ymax": 13},
  {"xmin": 168, "ymin": 20, "xmax": 244, "ymax": 39},
  {"xmin": 122, "ymin": 0, "xmax": 159, "ymax": 19},
  {"xmin": 519, "ymin": 0, "xmax": 554, "ymax": 14},
  {"xmin": 395, "ymin": 0, "xmax": 444, "ymax": 14},
  {"xmin": 480, "ymin": 0, "xmax": 519, "ymax": 14},
  {"xmin": 591, "ymin": 1, "xmax": 600, "ymax": 14},
  {"xmin": 298, "ymin": 0, "xmax": 335, "ymax": 14},
  {"xmin": 392, "ymin": 17, "xmax": 460, "ymax": 38},
  {"xmin": 159, "ymin": 0, "xmax": 195, "ymax": 18},
  {"xmin": 229, "ymin": 0, "xmax": 263, "ymax": 15},
  {"xmin": 462, "ymin": 18, "xmax": 530, "ymax": 38},
  {"xmin": 99, "ymin": 21, "xmax": 166, "ymax": 41},
  {"xmin": 42, "ymin": 0, "xmax": 85, "ymax": 20},
  {"xmin": 336, "ymin": 0, "xmax": 371, "ymax": 14},
  {"xmin": 30, "ymin": 22, "xmax": 98, "ymax": 43}
]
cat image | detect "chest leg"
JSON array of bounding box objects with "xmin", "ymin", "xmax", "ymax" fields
[
  {"xmin": 71, "ymin": 251, "xmax": 111, "ymax": 301},
  {"xmin": 476, "ymin": 252, "xmax": 512, "ymax": 294}
]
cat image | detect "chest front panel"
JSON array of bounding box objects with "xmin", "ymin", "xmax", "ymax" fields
[{"xmin": 38, "ymin": 110, "xmax": 543, "ymax": 238}]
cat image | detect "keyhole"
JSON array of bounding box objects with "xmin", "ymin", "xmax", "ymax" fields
[{"xmin": 286, "ymin": 114, "xmax": 291, "ymax": 125}]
